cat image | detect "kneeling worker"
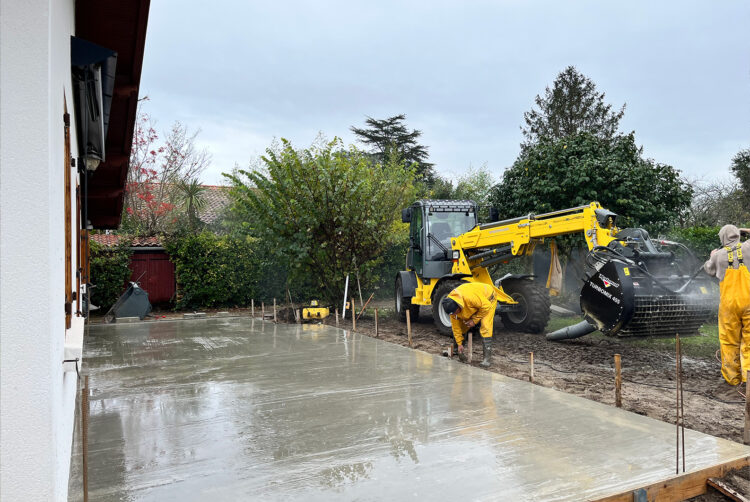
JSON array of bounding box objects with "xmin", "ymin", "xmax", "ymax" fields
[
  {"xmin": 704, "ymin": 224, "xmax": 750, "ymax": 393},
  {"xmin": 441, "ymin": 282, "xmax": 498, "ymax": 368}
]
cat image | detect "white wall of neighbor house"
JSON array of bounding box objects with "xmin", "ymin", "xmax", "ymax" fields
[{"xmin": 0, "ymin": 0, "xmax": 82, "ymax": 500}]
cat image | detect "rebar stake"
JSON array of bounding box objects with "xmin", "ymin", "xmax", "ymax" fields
[
  {"xmin": 675, "ymin": 334, "xmax": 686, "ymax": 474},
  {"xmin": 273, "ymin": 298, "xmax": 277, "ymax": 323},
  {"xmin": 406, "ymin": 309, "xmax": 412, "ymax": 347},
  {"xmin": 351, "ymin": 297, "xmax": 356, "ymax": 331},
  {"xmin": 251, "ymin": 299, "xmax": 254, "ymax": 318},
  {"xmin": 335, "ymin": 308, "xmax": 339, "ymax": 326},
  {"xmin": 614, "ymin": 354, "xmax": 622, "ymax": 408},
  {"xmin": 744, "ymin": 370, "xmax": 750, "ymax": 445},
  {"xmin": 374, "ymin": 308, "xmax": 379, "ymax": 338},
  {"xmin": 82, "ymin": 375, "xmax": 89, "ymax": 502}
]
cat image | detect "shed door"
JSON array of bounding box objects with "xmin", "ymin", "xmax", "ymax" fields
[{"xmin": 129, "ymin": 252, "xmax": 175, "ymax": 304}]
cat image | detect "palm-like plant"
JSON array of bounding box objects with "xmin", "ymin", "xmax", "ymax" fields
[{"xmin": 177, "ymin": 178, "xmax": 207, "ymax": 230}]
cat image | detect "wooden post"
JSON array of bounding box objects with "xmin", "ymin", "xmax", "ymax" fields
[
  {"xmin": 273, "ymin": 298, "xmax": 277, "ymax": 323},
  {"xmin": 82, "ymin": 375, "xmax": 89, "ymax": 502},
  {"xmin": 351, "ymin": 297, "xmax": 356, "ymax": 331},
  {"xmin": 467, "ymin": 330, "xmax": 472, "ymax": 363},
  {"xmin": 529, "ymin": 352, "xmax": 534, "ymax": 383},
  {"xmin": 335, "ymin": 308, "xmax": 339, "ymax": 326},
  {"xmin": 374, "ymin": 308, "xmax": 379, "ymax": 338},
  {"xmin": 744, "ymin": 370, "xmax": 750, "ymax": 445},
  {"xmin": 251, "ymin": 299, "xmax": 255, "ymax": 318},
  {"xmin": 614, "ymin": 354, "xmax": 622, "ymax": 408},
  {"xmin": 406, "ymin": 309, "xmax": 412, "ymax": 347}
]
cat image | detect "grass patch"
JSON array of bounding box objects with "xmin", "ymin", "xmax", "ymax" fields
[{"xmin": 544, "ymin": 315, "xmax": 720, "ymax": 359}]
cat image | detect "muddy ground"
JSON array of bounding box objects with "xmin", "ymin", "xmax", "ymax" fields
[{"xmin": 312, "ymin": 303, "xmax": 749, "ymax": 500}]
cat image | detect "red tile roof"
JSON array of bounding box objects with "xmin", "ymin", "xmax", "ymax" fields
[
  {"xmin": 199, "ymin": 185, "xmax": 232, "ymax": 224},
  {"xmin": 91, "ymin": 234, "xmax": 162, "ymax": 247}
]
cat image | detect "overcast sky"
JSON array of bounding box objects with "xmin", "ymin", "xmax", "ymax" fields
[{"xmin": 139, "ymin": 0, "xmax": 749, "ymax": 186}]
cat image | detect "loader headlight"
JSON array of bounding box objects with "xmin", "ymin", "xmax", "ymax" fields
[{"xmin": 452, "ymin": 251, "xmax": 460, "ymax": 260}]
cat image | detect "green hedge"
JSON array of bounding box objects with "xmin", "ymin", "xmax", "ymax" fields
[
  {"xmin": 667, "ymin": 226, "xmax": 721, "ymax": 261},
  {"xmin": 90, "ymin": 239, "xmax": 132, "ymax": 310},
  {"xmin": 166, "ymin": 232, "xmax": 265, "ymax": 309}
]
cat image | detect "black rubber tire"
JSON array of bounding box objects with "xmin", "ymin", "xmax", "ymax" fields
[
  {"xmin": 431, "ymin": 280, "xmax": 464, "ymax": 336},
  {"xmin": 499, "ymin": 279, "xmax": 550, "ymax": 333},
  {"xmin": 395, "ymin": 276, "xmax": 419, "ymax": 323}
]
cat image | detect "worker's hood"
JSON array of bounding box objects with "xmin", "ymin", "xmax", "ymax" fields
[
  {"xmin": 719, "ymin": 224, "xmax": 740, "ymax": 247},
  {"xmin": 447, "ymin": 289, "xmax": 467, "ymax": 310}
]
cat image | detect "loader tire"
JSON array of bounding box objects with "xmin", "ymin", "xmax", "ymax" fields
[
  {"xmin": 395, "ymin": 276, "xmax": 419, "ymax": 323},
  {"xmin": 499, "ymin": 279, "xmax": 550, "ymax": 334},
  {"xmin": 431, "ymin": 280, "xmax": 464, "ymax": 336}
]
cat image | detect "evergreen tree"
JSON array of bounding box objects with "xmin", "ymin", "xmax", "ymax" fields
[
  {"xmin": 351, "ymin": 114, "xmax": 434, "ymax": 181},
  {"xmin": 522, "ymin": 66, "xmax": 625, "ymax": 148}
]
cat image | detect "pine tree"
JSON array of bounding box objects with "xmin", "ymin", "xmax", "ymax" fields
[
  {"xmin": 522, "ymin": 66, "xmax": 625, "ymax": 148},
  {"xmin": 351, "ymin": 114, "xmax": 434, "ymax": 180}
]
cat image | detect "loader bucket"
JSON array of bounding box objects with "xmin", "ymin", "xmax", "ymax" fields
[{"xmin": 580, "ymin": 252, "xmax": 715, "ymax": 337}]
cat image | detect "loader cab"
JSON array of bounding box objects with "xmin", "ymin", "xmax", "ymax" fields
[{"xmin": 401, "ymin": 200, "xmax": 478, "ymax": 278}]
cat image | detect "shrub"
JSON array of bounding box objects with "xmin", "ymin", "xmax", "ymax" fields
[
  {"xmin": 166, "ymin": 232, "xmax": 264, "ymax": 309},
  {"xmin": 90, "ymin": 239, "xmax": 132, "ymax": 310},
  {"xmin": 667, "ymin": 226, "xmax": 721, "ymax": 261}
]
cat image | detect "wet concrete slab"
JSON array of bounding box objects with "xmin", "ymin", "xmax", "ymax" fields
[{"xmin": 68, "ymin": 318, "xmax": 750, "ymax": 501}]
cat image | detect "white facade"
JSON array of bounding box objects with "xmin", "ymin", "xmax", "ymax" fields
[{"xmin": 0, "ymin": 0, "xmax": 84, "ymax": 500}]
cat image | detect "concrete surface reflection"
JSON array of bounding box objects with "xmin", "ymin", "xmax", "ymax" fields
[{"xmin": 68, "ymin": 318, "xmax": 750, "ymax": 501}]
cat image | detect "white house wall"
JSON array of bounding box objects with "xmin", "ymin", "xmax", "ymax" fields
[{"xmin": 0, "ymin": 0, "xmax": 82, "ymax": 500}]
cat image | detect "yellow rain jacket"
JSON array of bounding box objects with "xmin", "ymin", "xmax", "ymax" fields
[
  {"xmin": 447, "ymin": 282, "xmax": 498, "ymax": 345},
  {"xmin": 705, "ymin": 225, "xmax": 750, "ymax": 384}
]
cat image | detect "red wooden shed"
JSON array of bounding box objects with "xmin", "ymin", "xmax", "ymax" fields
[{"xmin": 91, "ymin": 234, "xmax": 176, "ymax": 305}]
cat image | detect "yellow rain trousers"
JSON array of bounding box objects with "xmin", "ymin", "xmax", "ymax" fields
[
  {"xmin": 447, "ymin": 282, "xmax": 498, "ymax": 346},
  {"xmin": 718, "ymin": 245, "xmax": 750, "ymax": 385}
]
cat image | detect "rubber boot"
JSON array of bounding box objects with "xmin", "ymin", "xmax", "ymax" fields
[{"xmin": 479, "ymin": 338, "xmax": 492, "ymax": 368}]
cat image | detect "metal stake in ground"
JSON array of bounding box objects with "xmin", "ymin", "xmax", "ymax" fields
[
  {"xmin": 82, "ymin": 375, "xmax": 89, "ymax": 502},
  {"xmin": 467, "ymin": 329, "xmax": 472, "ymax": 364},
  {"xmin": 335, "ymin": 308, "xmax": 339, "ymax": 326},
  {"xmin": 745, "ymin": 370, "xmax": 750, "ymax": 445},
  {"xmin": 675, "ymin": 334, "xmax": 686, "ymax": 474},
  {"xmin": 351, "ymin": 297, "xmax": 356, "ymax": 330},
  {"xmin": 374, "ymin": 308, "xmax": 379, "ymax": 338},
  {"xmin": 614, "ymin": 354, "xmax": 622, "ymax": 408},
  {"xmin": 406, "ymin": 309, "xmax": 412, "ymax": 347},
  {"xmin": 251, "ymin": 299, "xmax": 254, "ymax": 318},
  {"xmin": 273, "ymin": 298, "xmax": 277, "ymax": 323}
]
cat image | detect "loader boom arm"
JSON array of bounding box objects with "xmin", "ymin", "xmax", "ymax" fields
[{"xmin": 451, "ymin": 202, "xmax": 618, "ymax": 276}]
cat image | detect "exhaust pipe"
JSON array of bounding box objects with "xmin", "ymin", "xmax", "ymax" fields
[{"xmin": 546, "ymin": 320, "xmax": 596, "ymax": 341}]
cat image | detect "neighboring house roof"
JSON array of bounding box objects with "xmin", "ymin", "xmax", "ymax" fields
[
  {"xmin": 198, "ymin": 185, "xmax": 232, "ymax": 224},
  {"xmin": 125, "ymin": 183, "xmax": 232, "ymax": 225},
  {"xmin": 91, "ymin": 234, "xmax": 162, "ymax": 248}
]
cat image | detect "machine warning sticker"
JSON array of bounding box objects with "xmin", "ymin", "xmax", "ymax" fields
[
  {"xmin": 598, "ymin": 274, "xmax": 619, "ymax": 289},
  {"xmin": 700, "ymin": 286, "xmax": 707, "ymax": 294},
  {"xmin": 623, "ymin": 267, "xmax": 630, "ymax": 276}
]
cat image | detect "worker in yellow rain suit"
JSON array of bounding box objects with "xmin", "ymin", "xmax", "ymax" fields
[
  {"xmin": 704, "ymin": 224, "xmax": 750, "ymax": 395},
  {"xmin": 441, "ymin": 282, "xmax": 497, "ymax": 368}
]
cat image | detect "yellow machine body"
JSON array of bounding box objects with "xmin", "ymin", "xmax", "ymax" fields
[
  {"xmin": 302, "ymin": 300, "xmax": 330, "ymax": 320},
  {"xmin": 409, "ymin": 202, "xmax": 618, "ymax": 306}
]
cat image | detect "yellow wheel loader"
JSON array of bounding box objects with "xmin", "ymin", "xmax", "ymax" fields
[{"xmin": 395, "ymin": 200, "xmax": 713, "ymax": 339}]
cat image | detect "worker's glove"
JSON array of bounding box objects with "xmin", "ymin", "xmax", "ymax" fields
[{"xmin": 457, "ymin": 343, "xmax": 468, "ymax": 363}]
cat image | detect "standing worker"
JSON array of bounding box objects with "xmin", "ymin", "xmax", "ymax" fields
[
  {"xmin": 704, "ymin": 224, "xmax": 750, "ymax": 396},
  {"xmin": 441, "ymin": 282, "xmax": 498, "ymax": 368}
]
